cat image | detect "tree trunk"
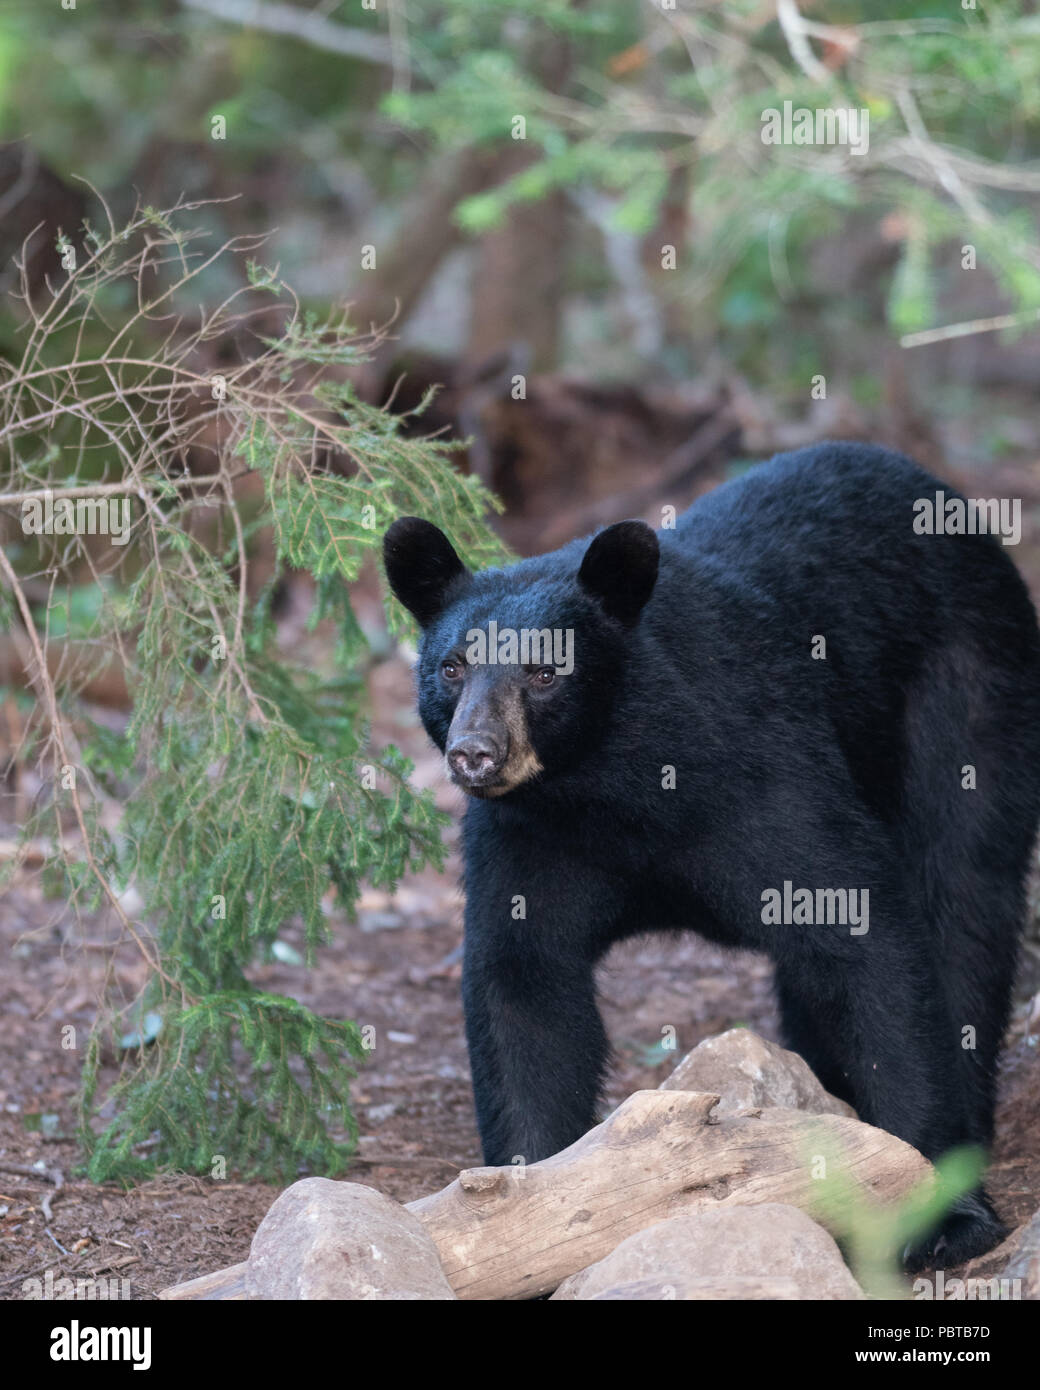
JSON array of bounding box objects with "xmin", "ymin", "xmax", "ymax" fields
[{"xmin": 465, "ymin": 20, "xmax": 576, "ymax": 373}]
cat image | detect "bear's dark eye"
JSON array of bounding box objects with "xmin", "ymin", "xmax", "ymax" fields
[
  {"xmin": 441, "ymin": 659, "xmax": 463, "ymax": 681},
  {"xmin": 532, "ymin": 667, "xmax": 556, "ymax": 687}
]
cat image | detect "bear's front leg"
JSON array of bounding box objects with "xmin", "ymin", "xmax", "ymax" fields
[{"xmin": 460, "ymin": 828, "xmax": 617, "ymax": 1167}]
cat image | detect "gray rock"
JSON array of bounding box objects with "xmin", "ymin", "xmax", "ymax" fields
[
  {"xmin": 660, "ymin": 1027, "xmax": 856, "ymax": 1118},
  {"xmin": 1002, "ymin": 1207, "xmax": 1040, "ymax": 1299},
  {"xmin": 550, "ymin": 1203, "xmax": 864, "ymax": 1300},
  {"xmin": 586, "ymin": 1275, "xmax": 802, "ymax": 1300},
  {"xmin": 246, "ymin": 1178, "xmax": 456, "ymax": 1300}
]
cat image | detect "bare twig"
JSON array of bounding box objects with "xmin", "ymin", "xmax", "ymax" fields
[
  {"xmin": 0, "ymin": 1160, "xmax": 64, "ymax": 1186},
  {"xmin": 901, "ymin": 307, "xmax": 1040, "ymax": 348},
  {"xmin": 0, "ymin": 477, "xmax": 215, "ymax": 508},
  {"xmin": 0, "ymin": 544, "xmax": 184, "ymax": 997},
  {"xmin": 894, "ymin": 86, "xmax": 992, "ymax": 227},
  {"xmin": 776, "ymin": 0, "xmax": 831, "ymax": 83},
  {"xmin": 44, "ymin": 1228, "xmax": 71, "ymax": 1256},
  {"xmin": 180, "ymin": 0, "xmax": 395, "ymax": 66}
]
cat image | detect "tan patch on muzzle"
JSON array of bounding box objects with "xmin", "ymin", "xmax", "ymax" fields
[
  {"xmin": 485, "ymin": 684, "xmax": 542, "ymax": 795},
  {"xmin": 444, "ymin": 680, "xmax": 543, "ymax": 797}
]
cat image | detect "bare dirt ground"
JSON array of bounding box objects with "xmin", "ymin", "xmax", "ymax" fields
[{"xmin": 3, "ymin": 442, "xmax": 1040, "ymax": 1301}]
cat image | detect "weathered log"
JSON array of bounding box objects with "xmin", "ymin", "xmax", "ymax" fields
[
  {"xmin": 159, "ymin": 1088, "xmax": 931, "ymax": 1300},
  {"xmin": 406, "ymin": 1089, "xmax": 931, "ymax": 1300},
  {"xmin": 158, "ymin": 1262, "xmax": 249, "ymax": 1300}
]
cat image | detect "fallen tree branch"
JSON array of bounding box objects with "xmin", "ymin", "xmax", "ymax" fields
[
  {"xmin": 159, "ymin": 1088, "xmax": 933, "ymax": 1300},
  {"xmin": 776, "ymin": 0, "xmax": 831, "ymax": 83},
  {"xmin": 407, "ymin": 1090, "xmax": 932, "ymax": 1300},
  {"xmin": 538, "ymin": 409, "xmax": 739, "ymax": 550},
  {"xmin": 180, "ymin": 0, "xmax": 395, "ymax": 66},
  {"xmin": 0, "ymin": 1160, "xmax": 64, "ymax": 1187},
  {"xmin": 901, "ymin": 306, "xmax": 1040, "ymax": 348}
]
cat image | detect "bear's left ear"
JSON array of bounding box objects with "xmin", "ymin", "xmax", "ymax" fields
[
  {"xmin": 383, "ymin": 517, "xmax": 469, "ymax": 627},
  {"xmin": 578, "ymin": 520, "xmax": 659, "ymax": 627}
]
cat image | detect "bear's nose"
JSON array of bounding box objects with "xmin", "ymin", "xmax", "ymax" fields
[{"xmin": 447, "ymin": 735, "xmax": 504, "ymax": 785}]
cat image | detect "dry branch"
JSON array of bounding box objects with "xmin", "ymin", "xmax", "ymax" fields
[
  {"xmin": 180, "ymin": 0, "xmax": 395, "ymax": 66},
  {"xmin": 159, "ymin": 1263, "xmax": 249, "ymax": 1300},
  {"xmin": 159, "ymin": 1089, "xmax": 931, "ymax": 1300},
  {"xmin": 407, "ymin": 1090, "xmax": 931, "ymax": 1300}
]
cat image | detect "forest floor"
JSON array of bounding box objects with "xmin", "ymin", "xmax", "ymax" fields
[{"xmin": 3, "ymin": 441, "xmax": 1040, "ymax": 1301}]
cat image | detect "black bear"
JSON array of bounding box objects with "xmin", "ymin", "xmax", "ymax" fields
[{"xmin": 384, "ymin": 441, "xmax": 1040, "ymax": 1269}]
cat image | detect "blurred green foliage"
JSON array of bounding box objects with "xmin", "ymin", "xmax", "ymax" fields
[{"xmin": 2, "ymin": 0, "xmax": 1039, "ymax": 389}]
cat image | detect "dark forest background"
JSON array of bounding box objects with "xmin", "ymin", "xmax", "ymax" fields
[{"xmin": 4, "ymin": 0, "xmax": 1040, "ymax": 553}]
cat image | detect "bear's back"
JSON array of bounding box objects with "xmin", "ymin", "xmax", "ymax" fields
[{"xmin": 659, "ymin": 440, "xmax": 1032, "ymax": 643}]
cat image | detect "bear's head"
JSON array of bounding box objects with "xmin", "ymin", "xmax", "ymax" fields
[{"xmin": 383, "ymin": 517, "xmax": 659, "ymax": 799}]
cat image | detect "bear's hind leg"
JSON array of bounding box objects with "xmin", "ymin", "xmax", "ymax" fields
[
  {"xmin": 774, "ymin": 937, "xmax": 1007, "ymax": 1267},
  {"xmin": 897, "ymin": 641, "xmax": 1040, "ymax": 1266}
]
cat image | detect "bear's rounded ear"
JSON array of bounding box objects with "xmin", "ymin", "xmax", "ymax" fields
[
  {"xmin": 578, "ymin": 520, "xmax": 659, "ymax": 627},
  {"xmin": 383, "ymin": 517, "xmax": 469, "ymax": 627}
]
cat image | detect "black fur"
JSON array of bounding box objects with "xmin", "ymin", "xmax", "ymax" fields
[{"xmin": 384, "ymin": 442, "xmax": 1040, "ymax": 1269}]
